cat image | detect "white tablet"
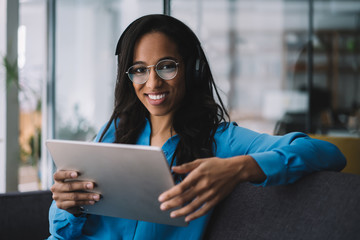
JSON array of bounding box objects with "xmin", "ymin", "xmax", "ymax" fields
[{"xmin": 46, "ymin": 139, "xmax": 187, "ymax": 227}]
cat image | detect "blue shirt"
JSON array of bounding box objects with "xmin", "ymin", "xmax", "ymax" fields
[{"xmin": 48, "ymin": 120, "xmax": 346, "ymax": 239}]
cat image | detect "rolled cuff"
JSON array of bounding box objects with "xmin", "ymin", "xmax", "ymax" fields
[{"xmin": 249, "ymin": 151, "xmax": 287, "ymax": 186}]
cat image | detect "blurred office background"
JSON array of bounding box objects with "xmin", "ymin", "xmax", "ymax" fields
[{"xmin": 1, "ymin": 0, "xmax": 359, "ymax": 193}]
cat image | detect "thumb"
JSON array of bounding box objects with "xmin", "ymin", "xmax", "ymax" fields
[{"xmin": 172, "ymin": 159, "xmax": 203, "ymax": 174}]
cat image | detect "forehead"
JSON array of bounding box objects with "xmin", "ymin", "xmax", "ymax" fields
[{"xmin": 133, "ymin": 32, "xmax": 181, "ymax": 63}]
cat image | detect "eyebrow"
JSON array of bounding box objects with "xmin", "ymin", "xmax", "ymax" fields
[{"xmin": 132, "ymin": 56, "xmax": 178, "ymax": 65}]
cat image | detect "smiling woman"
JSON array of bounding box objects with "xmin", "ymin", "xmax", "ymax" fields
[{"xmin": 48, "ymin": 14, "xmax": 346, "ymax": 240}]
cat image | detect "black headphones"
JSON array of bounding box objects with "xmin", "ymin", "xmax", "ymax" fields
[{"xmin": 194, "ymin": 43, "xmax": 206, "ymax": 83}]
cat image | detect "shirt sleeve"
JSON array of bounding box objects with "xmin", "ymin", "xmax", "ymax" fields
[
  {"xmin": 219, "ymin": 122, "xmax": 346, "ymax": 186},
  {"xmin": 48, "ymin": 201, "xmax": 87, "ymax": 239}
]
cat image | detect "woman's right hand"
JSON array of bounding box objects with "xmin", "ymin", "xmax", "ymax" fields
[{"xmin": 50, "ymin": 170, "xmax": 100, "ymax": 216}]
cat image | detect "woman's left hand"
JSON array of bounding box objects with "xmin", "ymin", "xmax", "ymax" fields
[{"xmin": 158, "ymin": 155, "xmax": 266, "ymax": 222}]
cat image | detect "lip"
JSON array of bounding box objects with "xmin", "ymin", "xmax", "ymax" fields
[{"xmin": 145, "ymin": 92, "xmax": 168, "ymax": 106}]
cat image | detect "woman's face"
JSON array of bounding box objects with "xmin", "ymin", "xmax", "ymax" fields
[{"xmin": 132, "ymin": 32, "xmax": 185, "ymax": 119}]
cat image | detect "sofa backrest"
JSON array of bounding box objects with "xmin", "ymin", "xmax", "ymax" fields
[
  {"xmin": 0, "ymin": 190, "xmax": 52, "ymax": 239},
  {"xmin": 204, "ymin": 171, "xmax": 360, "ymax": 240}
]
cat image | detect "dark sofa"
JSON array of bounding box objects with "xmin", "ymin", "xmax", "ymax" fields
[
  {"xmin": 1, "ymin": 171, "xmax": 359, "ymax": 239},
  {"xmin": 204, "ymin": 171, "xmax": 360, "ymax": 240},
  {"xmin": 0, "ymin": 190, "xmax": 52, "ymax": 239}
]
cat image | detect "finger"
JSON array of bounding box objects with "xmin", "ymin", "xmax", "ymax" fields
[
  {"xmin": 58, "ymin": 181, "xmax": 94, "ymax": 192},
  {"xmin": 171, "ymin": 160, "xmax": 203, "ymax": 174},
  {"xmin": 51, "ymin": 181, "xmax": 94, "ymax": 194},
  {"xmin": 160, "ymin": 174, "xmax": 215, "ymax": 210},
  {"xmin": 183, "ymin": 182, "xmax": 237, "ymax": 222},
  {"xmin": 53, "ymin": 191, "xmax": 100, "ymax": 202},
  {"xmin": 169, "ymin": 187, "xmax": 216, "ymax": 218},
  {"xmin": 158, "ymin": 183, "xmax": 189, "ymax": 203},
  {"xmin": 56, "ymin": 199, "xmax": 96, "ymax": 211},
  {"xmin": 53, "ymin": 170, "xmax": 78, "ymax": 182},
  {"xmin": 184, "ymin": 198, "xmax": 218, "ymax": 222},
  {"xmin": 160, "ymin": 186, "xmax": 198, "ymax": 211},
  {"xmin": 159, "ymin": 170, "xmax": 203, "ymax": 202}
]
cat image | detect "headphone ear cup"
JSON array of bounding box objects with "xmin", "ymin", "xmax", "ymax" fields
[
  {"xmin": 195, "ymin": 58, "xmax": 201, "ymax": 80},
  {"xmin": 194, "ymin": 58, "xmax": 205, "ymax": 83},
  {"xmin": 194, "ymin": 44, "xmax": 206, "ymax": 83}
]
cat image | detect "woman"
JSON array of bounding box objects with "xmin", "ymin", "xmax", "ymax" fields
[{"xmin": 49, "ymin": 14, "xmax": 345, "ymax": 239}]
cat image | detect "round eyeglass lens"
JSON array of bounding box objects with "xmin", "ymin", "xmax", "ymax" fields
[
  {"xmin": 128, "ymin": 64, "xmax": 148, "ymax": 84},
  {"xmin": 156, "ymin": 60, "xmax": 178, "ymax": 80}
]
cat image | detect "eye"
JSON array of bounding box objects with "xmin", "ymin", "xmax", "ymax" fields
[
  {"xmin": 130, "ymin": 65, "xmax": 147, "ymax": 75},
  {"xmin": 157, "ymin": 61, "xmax": 177, "ymax": 71}
]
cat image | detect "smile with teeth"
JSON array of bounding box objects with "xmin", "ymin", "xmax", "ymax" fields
[{"xmin": 148, "ymin": 93, "xmax": 166, "ymax": 100}]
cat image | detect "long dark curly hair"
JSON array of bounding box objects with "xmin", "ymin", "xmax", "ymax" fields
[{"xmin": 99, "ymin": 14, "xmax": 229, "ymax": 179}]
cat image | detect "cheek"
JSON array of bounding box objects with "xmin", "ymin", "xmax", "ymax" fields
[{"xmin": 133, "ymin": 84, "xmax": 142, "ymax": 97}]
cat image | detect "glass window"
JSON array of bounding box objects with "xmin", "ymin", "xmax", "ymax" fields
[
  {"xmin": 55, "ymin": 0, "xmax": 163, "ymax": 142},
  {"xmin": 0, "ymin": 0, "xmax": 7, "ymax": 193},
  {"xmin": 172, "ymin": 0, "xmax": 360, "ymax": 138},
  {"xmin": 18, "ymin": 0, "xmax": 46, "ymax": 192},
  {"xmin": 172, "ymin": 0, "xmax": 308, "ymax": 134}
]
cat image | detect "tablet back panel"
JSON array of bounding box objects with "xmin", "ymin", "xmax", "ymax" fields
[{"xmin": 46, "ymin": 139, "xmax": 187, "ymax": 227}]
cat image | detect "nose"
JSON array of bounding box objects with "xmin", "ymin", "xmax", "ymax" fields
[{"xmin": 146, "ymin": 67, "xmax": 163, "ymax": 89}]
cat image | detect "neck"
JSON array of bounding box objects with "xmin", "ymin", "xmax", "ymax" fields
[{"xmin": 149, "ymin": 115, "xmax": 175, "ymax": 147}]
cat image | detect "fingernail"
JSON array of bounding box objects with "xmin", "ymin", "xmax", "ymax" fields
[
  {"xmin": 89, "ymin": 201, "xmax": 95, "ymax": 205},
  {"xmin": 170, "ymin": 212, "xmax": 177, "ymax": 218},
  {"xmin": 71, "ymin": 172, "xmax": 77, "ymax": 178},
  {"xmin": 93, "ymin": 194, "xmax": 100, "ymax": 201},
  {"xmin": 160, "ymin": 204, "xmax": 167, "ymax": 210},
  {"xmin": 86, "ymin": 183, "xmax": 93, "ymax": 189},
  {"xmin": 158, "ymin": 195, "xmax": 165, "ymax": 202},
  {"xmin": 185, "ymin": 217, "xmax": 191, "ymax": 222}
]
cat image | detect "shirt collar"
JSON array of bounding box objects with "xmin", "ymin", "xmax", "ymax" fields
[{"xmin": 136, "ymin": 118, "xmax": 179, "ymax": 152}]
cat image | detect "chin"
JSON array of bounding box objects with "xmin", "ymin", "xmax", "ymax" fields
[{"xmin": 148, "ymin": 109, "xmax": 172, "ymax": 117}]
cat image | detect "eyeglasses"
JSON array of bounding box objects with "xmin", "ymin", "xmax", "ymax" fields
[{"xmin": 126, "ymin": 59, "xmax": 179, "ymax": 84}]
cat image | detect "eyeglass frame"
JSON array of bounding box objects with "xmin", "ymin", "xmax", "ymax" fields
[{"xmin": 126, "ymin": 59, "xmax": 180, "ymax": 84}]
